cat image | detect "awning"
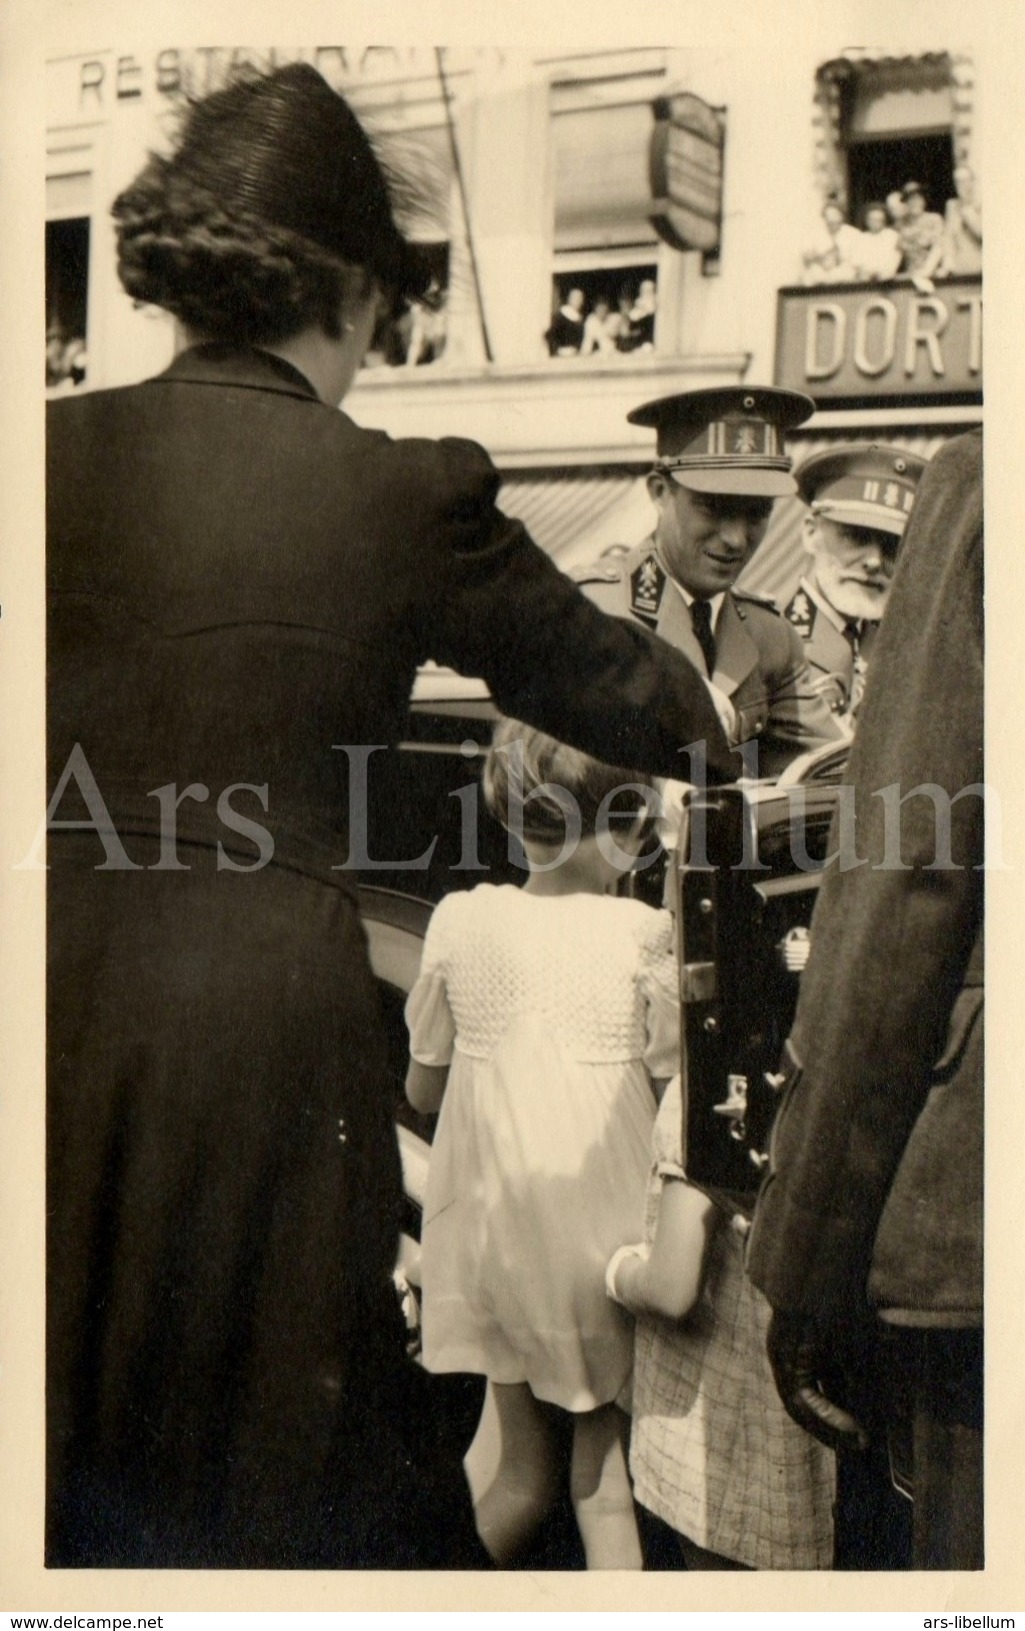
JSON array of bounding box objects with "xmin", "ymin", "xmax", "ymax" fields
[
  {"xmin": 820, "ymin": 50, "xmax": 952, "ymax": 70},
  {"xmin": 496, "ymin": 471, "xmax": 643, "ymax": 565},
  {"xmin": 498, "ymin": 424, "xmax": 966, "ymax": 609}
]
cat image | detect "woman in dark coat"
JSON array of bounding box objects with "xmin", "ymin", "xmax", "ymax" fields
[{"xmin": 46, "ymin": 65, "xmax": 733, "ymax": 1570}]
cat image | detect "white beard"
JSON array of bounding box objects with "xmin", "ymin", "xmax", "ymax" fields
[{"xmin": 822, "ymin": 576, "xmax": 890, "ymax": 623}]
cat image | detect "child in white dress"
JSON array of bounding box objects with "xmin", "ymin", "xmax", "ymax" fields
[
  {"xmin": 404, "ymin": 720, "xmax": 680, "ymax": 1569},
  {"xmin": 606, "ymin": 1075, "xmax": 835, "ymax": 1569}
]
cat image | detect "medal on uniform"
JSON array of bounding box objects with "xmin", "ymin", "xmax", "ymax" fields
[
  {"xmin": 629, "ymin": 554, "xmax": 666, "ymax": 627},
  {"xmin": 849, "ymin": 650, "xmax": 868, "ymax": 716}
]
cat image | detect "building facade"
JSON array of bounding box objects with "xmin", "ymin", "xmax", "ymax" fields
[{"xmin": 45, "ymin": 40, "xmax": 982, "ymax": 600}]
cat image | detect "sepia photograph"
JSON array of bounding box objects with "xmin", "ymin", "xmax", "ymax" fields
[{"xmin": 3, "ymin": 0, "xmax": 1022, "ymax": 1615}]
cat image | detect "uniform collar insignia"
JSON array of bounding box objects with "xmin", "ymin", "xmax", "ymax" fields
[
  {"xmin": 629, "ymin": 552, "xmax": 666, "ymax": 627},
  {"xmin": 784, "ymin": 585, "xmax": 817, "ymax": 640}
]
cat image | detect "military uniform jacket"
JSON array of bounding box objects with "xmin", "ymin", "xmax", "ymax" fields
[
  {"xmin": 748, "ymin": 432, "xmax": 983, "ymax": 1324},
  {"xmin": 784, "ymin": 576, "xmax": 878, "ymax": 721},
  {"xmin": 575, "ymin": 543, "xmax": 843, "ymax": 778}
]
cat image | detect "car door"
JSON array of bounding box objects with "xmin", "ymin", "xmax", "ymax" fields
[{"xmin": 674, "ymin": 759, "xmax": 843, "ymax": 1214}]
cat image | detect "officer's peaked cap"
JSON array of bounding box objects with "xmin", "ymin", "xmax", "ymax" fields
[
  {"xmin": 628, "ymin": 385, "xmax": 816, "ymax": 496},
  {"xmin": 797, "ymin": 443, "xmax": 928, "ymax": 538}
]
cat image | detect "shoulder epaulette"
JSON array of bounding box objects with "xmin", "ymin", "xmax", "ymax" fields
[
  {"xmin": 569, "ymin": 560, "xmax": 625, "ymax": 586},
  {"xmin": 733, "ymin": 588, "xmax": 780, "ymax": 616}
]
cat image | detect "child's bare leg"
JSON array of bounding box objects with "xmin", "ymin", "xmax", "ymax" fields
[
  {"xmin": 570, "ymin": 1403, "xmax": 642, "ymax": 1570},
  {"xmin": 471, "ymin": 1381, "xmax": 559, "ymax": 1565}
]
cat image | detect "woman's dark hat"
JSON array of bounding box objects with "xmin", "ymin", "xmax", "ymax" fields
[{"xmin": 169, "ymin": 64, "xmax": 430, "ymax": 299}]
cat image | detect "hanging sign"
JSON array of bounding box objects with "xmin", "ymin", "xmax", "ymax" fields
[{"xmin": 649, "ymin": 91, "xmax": 726, "ymax": 255}]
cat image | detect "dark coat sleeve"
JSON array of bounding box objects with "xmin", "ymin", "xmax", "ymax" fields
[
  {"xmin": 399, "ymin": 436, "xmax": 736, "ymax": 783},
  {"xmin": 746, "ymin": 431, "xmax": 984, "ymax": 1317}
]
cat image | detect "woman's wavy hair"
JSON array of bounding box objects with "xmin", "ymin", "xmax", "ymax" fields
[
  {"xmin": 482, "ymin": 717, "xmax": 652, "ymax": 848},
  {"xmin": 112, "ymin": 161, "xmax": 371, "ymax": 345}
]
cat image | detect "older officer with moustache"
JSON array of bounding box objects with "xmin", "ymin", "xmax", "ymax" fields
[
  {"xmin": 787, "ymin": 444, "xmax": 927, "ymax": 724},
  {"xmin": 575, "ymin": 387, "xmax": 844, "ymax": 778}
]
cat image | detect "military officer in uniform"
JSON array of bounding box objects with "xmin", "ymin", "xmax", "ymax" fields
[
  {"xmin": 574, "ymin": 386, "xmax": 845, "ymax": 779},
  {"xmin": 787, "ymin": 444, "xmax": 928, "ymax": 724}
]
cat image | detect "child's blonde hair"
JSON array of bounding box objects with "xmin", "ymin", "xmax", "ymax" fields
[{"xmin": 482, "ymin": 717, "xmax": 651, "ymax": 846}]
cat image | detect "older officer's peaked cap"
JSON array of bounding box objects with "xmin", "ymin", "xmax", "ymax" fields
[
  {"xmin": 796, "ymin": 443, "xmax": 928, "ymax": 538},
  {"xmin": 628, "ymin": 385, "xmax": 816, "ymax": 496}
]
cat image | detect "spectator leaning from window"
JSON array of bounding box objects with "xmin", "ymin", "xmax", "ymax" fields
[
  {"xmin": 613, "ymin": 284, "xmax": 643, "ymax": 352},
  {"xmin": 546, "ymin": 285, "xmax": 586, "ymax": 356},
  {"xmin": 46, "ymin": 61, "xmax": 736, "ymax": 1574},
  {"xmin": 581, "ymin": 295, "xmax": 616, "ymax": 357},
  {"xmin": 46, "ymin": 324, "xmax": 87, "ymax": 391},
  {"xmin": 854, "ymin": 201, "xmax": 901, "ymax": 282},
  {"xmin": 896, "ymin": 180, "xmax": 945, "ymax": 290},
  {"xmin": 46, "ymin": 324, "xmax": 68, "ymax": 387},
  {"xmin": 938, "ymin": 164, "xmax": 982, "ymax": 277},
  {"xmin": 628, "ymin": 278, "xmax": 657, "ymax": 349},
  {"xmin": 801, "ymin": 196, "xmax": 863, "ymax": 285}
]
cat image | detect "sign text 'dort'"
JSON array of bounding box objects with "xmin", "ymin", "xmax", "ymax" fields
[{"xmin": 775, "ymin": 278, "xmax": 982, "ymax": 401}]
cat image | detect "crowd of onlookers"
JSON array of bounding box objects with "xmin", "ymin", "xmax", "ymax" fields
[
  {"xmin": 802, "ymin": 170, "xmax": 982, "ymax": 289},
  {"xmin": 46, "ymin": 325, "xmax": 88, "ymax": 391},
  {"xmin": 546, "ymin": 279, "xmax": 658, "ymax": 358},
  {"xmin": 47, "ymin": 170, "xmax": 981, "ymax": 388}
]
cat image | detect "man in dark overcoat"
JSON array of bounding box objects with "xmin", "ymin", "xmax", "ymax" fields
[{"xmin": 747, "ymin": 430, "xmax": 984, "ymax": 1569}]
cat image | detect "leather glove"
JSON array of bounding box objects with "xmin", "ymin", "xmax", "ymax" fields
[{"xmin": 766, "ymin": 1309, "xmax": 870, "ymax": 1453}]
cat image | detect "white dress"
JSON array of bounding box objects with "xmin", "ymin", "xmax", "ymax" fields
[{"xmin": 405, "ymin": 884, "xmax": 679, "ymax": 1412}]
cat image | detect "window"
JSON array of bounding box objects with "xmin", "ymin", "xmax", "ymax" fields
[
  {"xmin": 843, "ymin": 58, "xmax": 954, "ymax": 224},
  {"xmin": 547, "ymin": 264, "xmax": 658, "ymax": 359},
  {"xmin": 547, "ymin": 59, "xmax": 668, "ymax": 359},
  {"xmin": 46, "ymin": 216, "xmax": 90, "ymax": 391},
  {"xmin": 814, "ymin": 54, "xmax": 962, "ymax": 228},
  {"xmin": 349, "ymin": 93, "xmax": 456, "ymax": 371},
  {"xmin": 802, "ymin": 52, "xmax": 981, "ymax": 288}
]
